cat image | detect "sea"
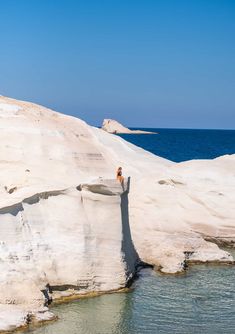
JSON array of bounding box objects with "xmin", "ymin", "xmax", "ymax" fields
[
  {"xmin": 29, "ymin": 129, "xmax": 235, "ymax": 334},
  {"xmin": 120, "ymin": 128, "xmax": 235, "ymax": 162}
]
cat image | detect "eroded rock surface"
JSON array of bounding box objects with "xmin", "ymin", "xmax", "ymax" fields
[{"xmin": 0, "ymin": 96, "xmax": 234, "ymax": 331}]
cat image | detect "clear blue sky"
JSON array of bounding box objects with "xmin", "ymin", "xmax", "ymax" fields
[{"xmin": 0, "ymin": 0, "xmax": 234, "ymax": 128}]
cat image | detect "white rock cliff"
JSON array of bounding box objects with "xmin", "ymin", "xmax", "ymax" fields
[{"xmin": 0, "ymin": 96, "xmax": 234, "ymax": 331}]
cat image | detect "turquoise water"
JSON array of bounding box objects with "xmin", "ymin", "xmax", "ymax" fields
[{"xmin": 29, "ymin": 259, "xmax": 235, "ymax": 334}]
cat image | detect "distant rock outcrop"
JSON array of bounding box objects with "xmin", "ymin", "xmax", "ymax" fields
[{"xmin": 102, "ymin": 119, "xmax": 156, "ymax": 134}]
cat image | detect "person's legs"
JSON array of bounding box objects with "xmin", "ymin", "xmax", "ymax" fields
[
  {"xmin": 117, "ymin": 175, "xmax": 124, "ymax": 182},
  {"xmin": 116, "ymin": 177, "xmax": 124, "ymax": 190}
]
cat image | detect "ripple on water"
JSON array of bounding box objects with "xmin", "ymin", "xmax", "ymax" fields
[{"xmin": 27, "ymin": 263, "xmax": 235, "ymax": 334}]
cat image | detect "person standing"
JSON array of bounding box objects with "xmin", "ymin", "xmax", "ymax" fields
[{"xmin": 116, "ymin": 167, "xmax": 124, "ymax": 184}]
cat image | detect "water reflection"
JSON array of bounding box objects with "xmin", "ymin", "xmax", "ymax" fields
[
  {"xmin": 28, "ymin": 291, "xmax": 134, "ymax": 334},
  {"xmin": 28, "ymin": 260, "xmax": 235, "ymax": 334}
]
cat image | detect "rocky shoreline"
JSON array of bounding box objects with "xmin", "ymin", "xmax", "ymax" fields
[{"xmin": 0, "ymin": 96, "xmax": 234, "ymax": 332}]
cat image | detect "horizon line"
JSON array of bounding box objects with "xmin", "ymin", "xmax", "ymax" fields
[{"xmin": 96, "ymin": 126, "xmax": 235, "ymax": 131}]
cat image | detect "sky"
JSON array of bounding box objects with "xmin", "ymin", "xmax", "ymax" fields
[{"xmin": 0, "ymin": 0, "xmax": 234, "ymax": 129}]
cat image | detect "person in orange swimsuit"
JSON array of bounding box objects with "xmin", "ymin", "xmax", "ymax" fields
[{"xmin": 116, "ymin": 167, "xmax": 124, "ymax": 184}]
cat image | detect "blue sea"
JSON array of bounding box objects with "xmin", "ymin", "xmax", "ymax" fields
[
  {"xmin": 29, "ymin": 129, "xmax": 235, "ymax": 334},
  {"xmin": 119, "ymin": 128, "xmax": 235, "ymax": 162}
]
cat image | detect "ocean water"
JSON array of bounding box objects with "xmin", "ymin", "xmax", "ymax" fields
[
  {"xmin": 29, "ymin": 129, "xmax": 235, "ymax": 334},
  {"xmin": 119, "ymin": 128, "xmax": 235, "ymax": 162}
]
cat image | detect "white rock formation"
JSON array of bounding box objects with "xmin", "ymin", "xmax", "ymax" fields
[
  {"xmin": 0, "ymin": 96, "xmax": 234, "ymax": 331},
  {"xmin": 102, "ymin": 119, "xmax": 156, "ymax": 134}
]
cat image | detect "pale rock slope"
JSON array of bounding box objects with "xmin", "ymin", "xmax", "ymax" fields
[
  {"xmin": 0, "ymin": 97, "xmax": 140, "ymax": 331},
  {"xmin": 102, "ymin": 118, "xmax": 156, "ymax": 134},
  {"xmin": 94, "ymin": 127, "xmax": 235, "ymax": 273},
  {"xmin": 0, "ymin": 96, "xmax": 235, "ymax": 331}
]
